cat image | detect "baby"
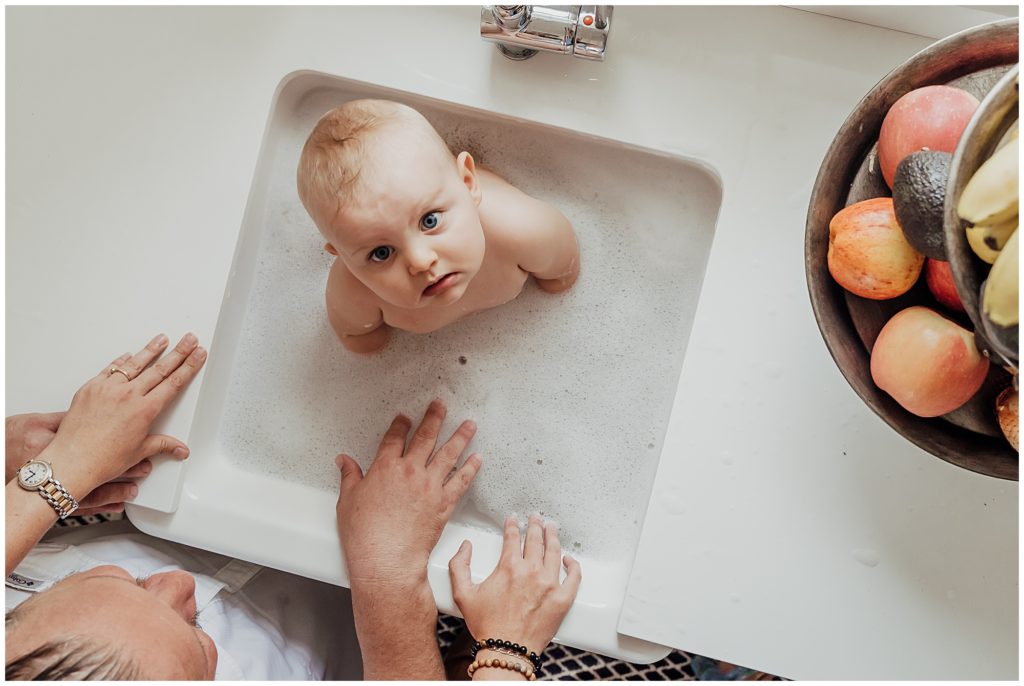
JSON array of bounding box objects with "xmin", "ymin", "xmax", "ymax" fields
[{"xmin": 296, "ymin": 99, "xmax": 580, "ymax": 353}]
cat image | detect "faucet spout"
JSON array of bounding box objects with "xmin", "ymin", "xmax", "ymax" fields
[
  {"xmin": 493, "ymin": 4, "xmax": 530, "ymax": 30},
  {"xmin": 480, "ymin": 5, "xmax": 613, "ymax": 61}
]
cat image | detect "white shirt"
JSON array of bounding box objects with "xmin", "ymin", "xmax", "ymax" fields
[{"xmin": 5, "ymin": 520, "xmax": 362, "ymax": 680}]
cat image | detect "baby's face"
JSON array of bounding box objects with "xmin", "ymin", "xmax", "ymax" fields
[{"xmin": 326, "ymin": 128, "xmax": 486, "ymax": 310}]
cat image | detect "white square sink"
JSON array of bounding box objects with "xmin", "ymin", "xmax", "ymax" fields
[{"xmin": 128, "ymin": 70, "xmax": 722, "ymax": 662}]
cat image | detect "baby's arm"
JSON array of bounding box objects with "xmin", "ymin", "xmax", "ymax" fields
[
  {"xmin": 480, "ymin": 171, "xmax": 580, "ymax": 294},
  {"xmin": 325, "ymin": 262, "xmax": 390, "ymax": 354}
]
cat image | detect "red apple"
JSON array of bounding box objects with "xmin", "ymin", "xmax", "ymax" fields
[
  {"xmin": 870, "ymin": 306, "xmax": 989, "ymax": 417},
  {"xmin": 878, "ymin": 85, "xmax": 979, "ymax": 187},
  {"xmin": 828, "ymin": 197, "xmax": 924, "ymax": 299},
  {"xmin": 924, "ymin": 258, "xmax": 966, "ymax": 313}
]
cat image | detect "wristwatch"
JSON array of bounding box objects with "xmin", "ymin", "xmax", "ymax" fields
[{"xmin": 17, "ymin": 460, "xmax": 79, "ymax": 519}]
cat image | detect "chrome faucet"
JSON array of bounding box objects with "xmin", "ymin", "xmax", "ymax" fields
[{"xmin": 480, "ymin": 5, "xmax": 613, "ymax": 61}]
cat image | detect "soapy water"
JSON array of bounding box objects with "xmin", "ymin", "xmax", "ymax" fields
[{"xmin": 216, "ymin": 94, "xmax": 718, "ymax": 558}]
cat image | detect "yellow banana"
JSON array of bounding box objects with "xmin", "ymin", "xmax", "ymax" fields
[
  {"xmin": 967, "ymin": 218, "xmax": 1018, "ymax": 264},
  {"xmin": 958, "ymin": 138, "xmax": 1019, "ymax": 226},
  {"xmin": 983, "ymin": 229, "xmax": 1019, "ymax": 328}
]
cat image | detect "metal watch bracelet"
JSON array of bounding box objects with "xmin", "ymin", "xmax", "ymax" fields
[{"xmin": 38, "ymin": 478, "xmax": 79, "ymax": 520}]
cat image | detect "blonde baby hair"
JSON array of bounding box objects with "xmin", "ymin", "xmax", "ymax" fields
[{"xmin": 296, "ymin": 99, "xmax": 453, "ymax": 236}]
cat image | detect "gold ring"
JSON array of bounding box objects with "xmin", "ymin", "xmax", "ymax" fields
[{"xmin": 109, "ymin": 366, "xmax": 131, "ymax": 382}]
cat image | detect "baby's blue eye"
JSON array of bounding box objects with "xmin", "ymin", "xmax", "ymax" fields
[
  {"xmin": 421, "ymin": 211, "xmax": 441, "ymax": 230},
  {"xmin": 369, "ymin": 246, "xmax": 393, "ymax": 262}
]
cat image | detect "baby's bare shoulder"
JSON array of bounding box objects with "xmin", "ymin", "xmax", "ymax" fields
[
  {"xmin": 477, "ymin": 168, "xmax": 568, "ymax": 247},
  {"xmin": 325, "ymin": 260, "xmax": 383, "ymax": 334},
  {"xmin": 477, "ymin": 167, "xmax": 547, "ymax": 214}
]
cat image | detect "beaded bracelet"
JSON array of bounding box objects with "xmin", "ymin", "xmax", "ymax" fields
[
  {"xmin": 483, "ymin": 645, "xmax": 534, "ymax": 664},
  {"xmin": 470, "ymin": 638, "xmax": 543, "ymax": 674},
  {"xmin": 467, "ymin": 656, "xmax": 537, "ymax": 681}
]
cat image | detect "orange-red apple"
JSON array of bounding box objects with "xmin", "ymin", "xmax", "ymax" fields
[
  {"xmin": 870, "ymin": 306, "xmax": 989, "ymax": 417},
  {"xmin": 878, "ymin": 85, "xmax": 979, "ymax": 187},
  {"xmin": 924, "ymin": 258, "xmax": 966, "ymax": 314},
  {"xmin": 828, "ymin": 197, "xmax": 924, "ymax": 299}
]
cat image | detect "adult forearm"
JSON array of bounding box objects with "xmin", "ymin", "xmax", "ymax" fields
[
  {"xmin": 5, "ymin": 443, "xmax": 102, "ymax": 575},
  {"xmin": 6, "ymin": 415, "xmax": 27, "ymax": 484},
  {"xmin": 351, "ymin": 579, "xmax": 444, "ymax": 680},
  {"xmin": 5, "ymin": 483, "xmax": 60, "ymax": 575}
]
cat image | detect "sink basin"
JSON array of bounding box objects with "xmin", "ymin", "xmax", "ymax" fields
[{"xmin": 128, "ymin": 70, "xmax": 722, "ymax": 662}]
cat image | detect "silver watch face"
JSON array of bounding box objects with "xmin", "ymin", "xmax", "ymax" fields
[{"xmin": 18, "ymin": 460, "xmax": 51, "ymax": 488}]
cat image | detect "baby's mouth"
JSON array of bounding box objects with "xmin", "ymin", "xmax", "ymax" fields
[{"xmin": 423, "ymin": 273, "xmax": 459, "ymax": 297}]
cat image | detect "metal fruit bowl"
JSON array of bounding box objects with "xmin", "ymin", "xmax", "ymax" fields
[
  {"xmin": 945, "ymin": 64, "xmax": 1019, "ymax": 370},
  {"xmin": 805, "ymin": 18, "xmax": 1019, "ymax": 481}
]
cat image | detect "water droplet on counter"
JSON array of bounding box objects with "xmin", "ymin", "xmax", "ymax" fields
[
  {"xmin": 661, "ymin": 492, "xmax": 686, "ymax": 515},
  {"xmin": 852, "ymin": 548, "xmax": 880, "ymax": 568}
]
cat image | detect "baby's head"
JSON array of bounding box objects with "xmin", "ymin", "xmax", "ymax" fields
[{"xmin": 297, "ymin": 99, "xmax": 485, "ymax": 309}]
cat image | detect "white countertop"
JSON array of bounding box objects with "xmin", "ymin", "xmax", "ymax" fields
[{"xmin": 6, "ymin": 6, "xmax": 1017, "ymax": 680}]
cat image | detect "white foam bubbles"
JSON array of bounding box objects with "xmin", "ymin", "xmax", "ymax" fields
[{"xmin": 215, "ymin": 94, "xmax": 718, "ymax": 559}]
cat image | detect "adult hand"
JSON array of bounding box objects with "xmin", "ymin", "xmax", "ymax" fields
[
  {"xmin": 336, "ymin": 399, "xmax": 483, "ymax": 680},
  {"xmin": 43, "ymin": 332, "xmax": 206, "ymax": 495},
  {"xmin": 449, "ymin": 514, "xmax": 582, "ymax": 663},
  {"xmin": 335, "ymin": 399, "xmax": 482, "ymax": 587},
  {"xmin": 6, "ymin": 412, "xmax": 64, "ymax": 484},
  {"xmin": 7, "ymin": 332, "xmax": 207, "ymax": 577},
  {"xmin": 5, "ymin": 411, "xmax": 166, "ymax": 516}
]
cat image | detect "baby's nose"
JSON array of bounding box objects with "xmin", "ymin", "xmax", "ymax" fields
[{"xmin": 406, "ymin": 242, "xmax": 437, "ymax": 274}]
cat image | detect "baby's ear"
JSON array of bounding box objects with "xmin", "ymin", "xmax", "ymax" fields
[
  {"xmin": 324, "ymin": 242, "xmax": 339, "ymax": 256},
  {"xmin": 456, "ymin": 151, "xmax": 482, "ymax": 206}
]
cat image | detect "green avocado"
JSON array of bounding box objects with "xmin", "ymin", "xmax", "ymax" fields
[{"xmin": 892, "ymin": 150, "xmax": 952, "ymax": 260}]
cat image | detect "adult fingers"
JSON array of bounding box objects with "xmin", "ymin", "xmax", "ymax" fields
[
  {"xmin": 442, "ymin": 453, "xmax": 481, "ymax": 505},
  {"xmin": 407, "ymin": 399, "xmax": 446, "ymax": 464},
  {"xmin": 78, "ymin": 481, "xmax": 138, "ymax": 511},
  {"xmin": 559, "ymin": 555, "xmax": 583, "ymax": 601},
  {"xmin": 115, "ymin": 334, "xmax": 170, "ymax": 382},
  {"xmin": 136, "ymin": 333, "xmax": 198, "ymax": 393},
  {"xmin": 429, "ymin": 420, "xmax": 476, "ymax": 475},
  {"xmin": 117, "ymin": 459, "xmax": 153, "ymax": 480},
  {"xmin": 448, "ymin": 539, "xmax": 475, "ymax": 604},
  {"xmin": 145, "ymin": 345, "xmax": 208, "ymax": 409},
  {"xmin": 74, "ymin": 504, "xmax": 125, "ymax": 517},
  {"xmin": 135, "ymin": 434, "xmax": 190, "ymax": 462},
  {"xmin": 36, "ymin": 411, "xmax": 66, "ymax": 431},
  {"xmin": 375, "ymin": 414, "xmax": 412, "ymax": 461},
  {"xmin": 97, "ymin": 352, "xmax": 131, "ymax": 379},
  {"xmin": 19, "ymin": 414, "xmax": 64, "ymax": 457},
  {"xmin": 498, "ymin": 515, "xmax": 522, "ymax": 565},
  {"xmin": 336, "ymin": 454, "xmax": 364, "ymax": 495},
  {"xmin": 543, "ymin": 522, "xmax": 563, "ymax": 576},
  {"xmin": 524, "ymin": 514, "xmax": 545, "ymax": 563}
]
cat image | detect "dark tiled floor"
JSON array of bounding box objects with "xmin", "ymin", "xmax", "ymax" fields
[{"xmin": 437, "ymin": 613, "xmax": 781, "ymax": 681}]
